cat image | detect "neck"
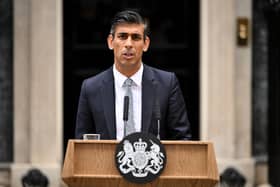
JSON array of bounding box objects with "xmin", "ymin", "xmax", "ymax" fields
[{"xmin": 115, "ymin": 63, "xmax": 141, "ymax": 77}]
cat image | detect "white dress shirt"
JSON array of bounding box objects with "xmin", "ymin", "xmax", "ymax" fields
[{"xmin": 113, "ymin": 64, "xmax": 143, "ymax": 140}]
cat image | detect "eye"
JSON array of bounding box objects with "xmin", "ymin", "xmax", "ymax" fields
[
  {"xmin": 117, "ymin": 33, "xmax": 128, "ymax": 40},
  {"xmin": 131, "ymin": 34, "xmax": 143, "ymax": 41}
]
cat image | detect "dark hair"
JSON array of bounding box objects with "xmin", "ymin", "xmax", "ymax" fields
[
  {"xmin": 110, "ymin": 10, "xmax": 150, "ymax": 38},
  {"xmin": 21, "ymin": 168, "xmax": 49, "ymax": 187}
]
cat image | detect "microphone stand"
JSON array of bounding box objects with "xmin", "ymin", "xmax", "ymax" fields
[
  {"xmin": 123, "ymin": 96, "xmax": 129, "ymax": 138},
  {"xmin": 157, "ymin": 119, "xmax": 160, "ymax": 140},
  {"xmin": 154, "ymin": 94, "xmax": 161, "ymax": 140}
]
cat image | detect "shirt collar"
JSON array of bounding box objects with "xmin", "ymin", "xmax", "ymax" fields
[{"xmin": 113, "ymin": 63, "xmax": 143, "ymax": 88}]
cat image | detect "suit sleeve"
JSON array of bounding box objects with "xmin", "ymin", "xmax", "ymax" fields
[
  {"xmin": 167, "ymin": 73, "xmax": 192, "ymax": 140},
  {"xmin": 75, "ymin": 79, "xmax": 95, "ymax": 139}
]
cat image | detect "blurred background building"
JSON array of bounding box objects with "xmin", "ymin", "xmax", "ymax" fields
[{"xmin": 0, "ymin": 0, "xmax": 279, "ymax": 186}]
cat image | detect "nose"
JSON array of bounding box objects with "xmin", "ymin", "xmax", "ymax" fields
[{"xmin": 124, "ymin": 37, "xmax": 133, "ymax": 48}]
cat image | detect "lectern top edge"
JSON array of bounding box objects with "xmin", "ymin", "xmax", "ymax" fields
[
  {"xmin": 69, "ymin": 139, "xmax": 214, "ymax": 145},
  {"xmin": 71, "ymin": 139, "xmax": 119, "ymax": 144}
]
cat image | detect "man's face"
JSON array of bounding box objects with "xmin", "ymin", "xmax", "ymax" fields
[{"xmin": 107, "ymin": 23, "xmax": 150, "ymax": 74}]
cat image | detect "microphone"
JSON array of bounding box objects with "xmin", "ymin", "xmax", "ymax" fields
[
  {"xmin": 123, "ymin": 96, "xmax": 129, "ymax": 136},
  {"xmin": 154, "ymin": 96, "xmax": 161, "ymax": 139}
]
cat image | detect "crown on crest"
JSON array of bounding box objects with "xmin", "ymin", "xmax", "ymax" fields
[{"xmin": 133, "ymin": 138, "xmax": 147, "ymax": 152}]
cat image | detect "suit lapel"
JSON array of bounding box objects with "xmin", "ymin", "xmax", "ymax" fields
[
  {"xmin": 100, "ymin": 65, "xmax": 156, "ymax": 138},
  {"xmin": 142, "ymin": 65, "xmax": 156, "ymax": 132},
  {"xmin": 101, "ymin": 68, "xmax": 116, "ymax": 139}
]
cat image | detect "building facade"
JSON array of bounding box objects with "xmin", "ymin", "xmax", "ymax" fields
[{"xmin": 0, "ymin": 0, "xmax": 278, "ymax": 186}]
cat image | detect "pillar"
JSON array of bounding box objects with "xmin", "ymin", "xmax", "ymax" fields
[
  {"xmin": 200, "ymin": 0, "xmax": 255, "ymax": 186},
  {"xmin": 12, "ymin": 0, "xmax": 63, "ymax": 186}
]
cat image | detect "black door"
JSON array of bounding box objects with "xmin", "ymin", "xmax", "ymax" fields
[
  {"xmin": 63, "ymin": 0, "xmax": 200, "ymax": 151},
  {"xmin": 266, "ymin": 7, "xmax": 280, "ymax": 186}
]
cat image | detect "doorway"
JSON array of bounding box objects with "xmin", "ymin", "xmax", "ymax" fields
[{"xmin": 63, "ymin": 0, "xmax": 200, "ymax": 151}]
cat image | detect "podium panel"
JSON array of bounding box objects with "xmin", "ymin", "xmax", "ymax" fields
[{"xmin": 62, "ymin": 140, "xmax": 219, "ymax": 187}]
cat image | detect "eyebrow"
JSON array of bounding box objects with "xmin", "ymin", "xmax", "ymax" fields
[
  {"xmin": 117, "ymin": 32, "xmax": 142, "ymax": 36},
  {"xmin": 116, "ymin": 32, "xmax": 144, "ymax": 40}
]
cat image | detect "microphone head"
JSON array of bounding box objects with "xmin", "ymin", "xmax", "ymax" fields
[{"xmin": 123, "ymin": 96, "xmax": 129, "ymax": 121}]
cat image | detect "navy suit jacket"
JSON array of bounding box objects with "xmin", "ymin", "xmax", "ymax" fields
[{"xmin": 75, "ymin": 64, "xmax": 192, "ymax": 140}]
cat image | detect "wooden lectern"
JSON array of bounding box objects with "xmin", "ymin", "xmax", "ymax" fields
[{"xmin": 62, "ymin": 140, "xmax": 219, "ymax": 187}]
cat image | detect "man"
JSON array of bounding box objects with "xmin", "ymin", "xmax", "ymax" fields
[{"xmin": 75, "ymin": 10, "xmax": 192, "ymax": 140}]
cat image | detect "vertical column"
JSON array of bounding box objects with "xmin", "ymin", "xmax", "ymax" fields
[
  {"xmin": 11, "ymin": 0, "xmax": 32, "ymax": 186},
  {"xmin": 30, "ymin": 0, "xmax": 62, "ymax": 165},
  {"xmin": 200, "ymin": 0, "xmax": 255, "ymax": 186},
  {"xmin": 12, "ymin": 0, "xmax": 63, "ymax": 186},
  {"xmin": 235, "ymin": 0, "xmax": 255, "ymax": 185},
  {"xmin": 200, "ymin": 0, "xmax": 236, "ymax": 157},
  {"xmin": 235, "ymin": 0, "xmax": 252, "ymax": 160},
  {"xmin": 13, "ymin": 0, "xmax": 31, "ymax": 164}
]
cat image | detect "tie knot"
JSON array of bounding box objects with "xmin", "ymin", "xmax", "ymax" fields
[{"xmin": 123, "ymin": 78, "xmax": 134, "ymax": 87}]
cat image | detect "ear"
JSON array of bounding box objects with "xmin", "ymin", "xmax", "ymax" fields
[
  {"xmin": 107, "ymin": 34, "xmax": 114, "ymax": 50},
  {"xmin": 143, "ymin": 36, "xmax": 150, "ymax": 52}
]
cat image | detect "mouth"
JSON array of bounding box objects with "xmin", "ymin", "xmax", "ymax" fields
[{"xmin": 122, "ymin": 52, "xmax": 134, "ymax": 59}]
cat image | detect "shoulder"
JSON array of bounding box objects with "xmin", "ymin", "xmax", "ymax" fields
[
  {"xmin": 82, "ymin": 68, "xmax": 114, "ymax": 90},
  {"xmin": 144, "ymin": 64, "xmax": 176, "ymax": 82},
  {"xmin": 82, "ymin": 67, "xmax": 113, "ymax": 88}
]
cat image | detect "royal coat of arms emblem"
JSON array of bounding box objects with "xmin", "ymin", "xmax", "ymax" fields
[{"xmin": 115, "ymin": 132, "xmax": 166, "ymax": 184}]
